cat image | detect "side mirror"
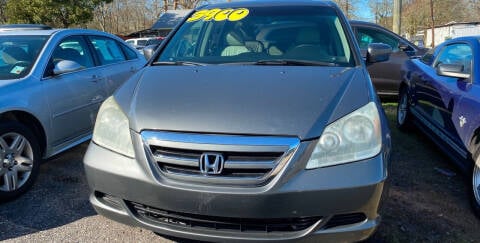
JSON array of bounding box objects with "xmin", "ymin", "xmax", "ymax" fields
[
  {"xmin": 398, "ymin": 42, "xmax": 409, "ymax": 51},
  {"xmin": 436, "ymin": 63, "xmax": 470, "ymax": 79},
  {"xmin": 143, "ymin": 44, "xmax": 160, "ymax": 60},
  {"xmin": 53, "ymin": 60, "xmax": 83, "ymax": 75},
  {"xmin": 367, "ymin": 43, "xmax": 392, "ymax": 63}
]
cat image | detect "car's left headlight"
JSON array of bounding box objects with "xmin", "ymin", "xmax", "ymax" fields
[
  {"xmin": 92, "ymin": 96, "xmax": 135, "ymax": 158},
  {"xmin": 306, "ymin": 102, "xmax": 382, "ymax": 169}
]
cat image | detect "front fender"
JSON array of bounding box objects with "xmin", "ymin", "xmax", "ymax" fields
[{"xmin": 0, "ymin": 79, "xmax": 51, "ymax": 147}]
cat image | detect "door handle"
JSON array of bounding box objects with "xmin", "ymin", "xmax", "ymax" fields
[
  {"xmin": 130, "ymin": 67, "xmax": 136, "ymax": 73},
  {"xmin": 91, "ymin": 74, "xmax": 104, "ymax": 82},
  {"xmin": 91, "ymin": 95, "xmax": 104, "ymax": 103}
]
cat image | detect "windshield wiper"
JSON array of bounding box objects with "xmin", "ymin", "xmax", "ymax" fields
[
  {"xmin": 151, "ymin": 61, "xmax": 206, "ymax": 66},
  {"xmin": 253, "ymin": 59, "xmax": 337, "ymax": 66}
]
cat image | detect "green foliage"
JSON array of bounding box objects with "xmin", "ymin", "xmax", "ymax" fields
[{"xmin": 6, "ymin": 0, "xmax": 112, "ymax": 28}]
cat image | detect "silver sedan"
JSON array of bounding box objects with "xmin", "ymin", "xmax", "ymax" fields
[{"xmin": 0, "ymin": 28, "xmax": 146, "ymax": 201}]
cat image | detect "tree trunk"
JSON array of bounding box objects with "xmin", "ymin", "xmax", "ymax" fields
[
  {"xmin": 430, "ymin": 0, "xmax": 435, "ymax": 47},
  {"xmin": 346, "ymin": 0, "xmax": 349, "ymax": 18},
  {"xmin": 393, "ymin": 0, "xmax": 401, "ymax": 34}
]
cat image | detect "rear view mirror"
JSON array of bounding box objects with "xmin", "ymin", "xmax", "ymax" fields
[
  {"xmin": 367, "ymin": 43, "xmax": 392, "ymax": 63},
  {"xmin": 437, "ymin": 63, "xmax": 470, "ymax": 79}
]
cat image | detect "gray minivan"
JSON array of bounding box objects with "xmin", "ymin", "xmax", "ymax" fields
[{"xmin": 84, "ymin": 1, "xmax": 392, "ymax": 241}]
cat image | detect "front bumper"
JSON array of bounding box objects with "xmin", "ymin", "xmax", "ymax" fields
[{"xmin": 84, "ymin": 138, "xmax": 389, "ymax": 242}]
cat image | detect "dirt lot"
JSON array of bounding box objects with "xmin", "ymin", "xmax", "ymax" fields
[
  {"xmin": 1, "ymin": 103, "xmax": 479, "ymax": 242},
  {"xmin": 370, "ymin": 104, "xmax": 480, "ymax": 242}
]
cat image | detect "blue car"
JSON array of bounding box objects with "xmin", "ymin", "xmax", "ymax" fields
[{"xmin": 397, "ymin": 36, "xmax": 480, "ymax": 217}]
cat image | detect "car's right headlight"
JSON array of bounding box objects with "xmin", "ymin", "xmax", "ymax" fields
[
  {"xmin": 92, "ymin": 96, "xmax": 135, "ymax": 158},
  {"xmin": 306, "ymin": 102, "xmax": 382, "ymax": 169}
]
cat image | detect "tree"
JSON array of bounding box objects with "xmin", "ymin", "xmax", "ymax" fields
[
  {"xmin": 163, "ymin": 0, "xmax": 200, "ymax": 10},
  {"xmin": 6, "ymin": 0, "xmax": 112, "ymax": 28},
  {"xmin": 87, "ymin": 0, "xmax": 225, "ymax": 35},
  {"xmin": 369, "ymin": 0, "xmax": 393, "ymax": 28},
  {"xmin": 89, "ymin": 0, "xmax": 157, "ymax": 35},
  {"xmin": 403, "ymin": 0, "xmax": 427, "ymax": 37},
  {"xmin": 402, "ymin": 0, "xmax": 470, "ymax": 44},
  {"xmin": 0, "ymin": 0, "xmax": 6, "ymax": 24},
  {"xmin": 333, "ymin": 0, "xmax": 359, "ymax": 19}
]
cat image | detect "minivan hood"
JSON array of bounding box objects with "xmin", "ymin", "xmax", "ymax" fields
[{"xmin": 128, "ymin": 66, "xmax": 370, "ymax": 140}]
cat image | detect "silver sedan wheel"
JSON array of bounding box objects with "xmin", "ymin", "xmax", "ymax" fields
[
  {"xmin": 397, "ymin": 91, "xmax": 408, "ymax": 125},
  {"xmin": 474, "ymin": 161, "xmax": 480, "ymax": 206},
  {"xmin": 0, "ymin": 132, "xmax": 34, "ymax": 192}
]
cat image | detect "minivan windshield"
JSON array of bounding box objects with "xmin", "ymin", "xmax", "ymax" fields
[
  {"xmin": 156, "ymin": 5, "xmax": 355, "ymax": 66},
  {"xmin": 0, "ymin": 35, "xmax": 48, "ymax": 80}
]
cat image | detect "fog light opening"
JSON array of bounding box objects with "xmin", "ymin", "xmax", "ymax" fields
[{"xmin": 95, "ymin": 191, "xmax": 123, "ymax": 210}]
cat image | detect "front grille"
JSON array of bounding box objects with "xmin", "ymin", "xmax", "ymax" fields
[
  {"xmin": 142, "ymin": 131, "xmax": 299, "ymax": 187},
  {"xmin": 128, "ymin": 201, "xmax": 322, "ymax": 233},
  {"xmin": 153, "ymin": 147, "xmax": 282, "ymax": 177}
]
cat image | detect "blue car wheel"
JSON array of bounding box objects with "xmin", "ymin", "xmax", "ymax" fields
[{"xmin": 397, "ymin": 87, "xmax": 413, "ymax": 131}]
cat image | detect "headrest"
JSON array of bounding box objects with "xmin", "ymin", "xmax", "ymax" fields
[
  {"xmin": 226, "ymin": 31, "xmax": 244, "ymax": 46},
  {"xmin": 245, "ymin": 41, "xmax": 263, "ymax": 52}
]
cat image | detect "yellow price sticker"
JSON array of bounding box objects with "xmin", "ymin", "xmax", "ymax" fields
[
  {"xmin": 186, "ymin": 9, "xmax": 209, "ymax": 22},
  {"xmin": 186, "ymin": 8, "xmax": 250, "ymax": 22},
  {"xmin": 214, "ymin": 9, "xmax": 234, "ymax": 21},
  {"xmin": 228, "ymin": 8, "xmax": 249, "ymax": 21},
  {"xmin": 203, "ymin": 9, "xmax": 222, "ymax": 21}
]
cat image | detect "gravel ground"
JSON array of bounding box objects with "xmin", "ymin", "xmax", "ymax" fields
[
  {"xmin": 0, "ymin": 142, "xmax": 170, "ymax": 243},
  {"xmin": 1, "ymin": 104, "xmax": 479, "ymax": 242}
]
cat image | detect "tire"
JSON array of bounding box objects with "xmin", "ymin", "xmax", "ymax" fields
[
  {"xmin": 471, "ymin": 155, "xmax": 480, "ymax": 218},
  {"xmin": 0, "ymin": 122, "xmax": 41, "ymax": 202},
  {"xmin": 396, "ymin": 87, "xmax": 413, "ymax": 131}
]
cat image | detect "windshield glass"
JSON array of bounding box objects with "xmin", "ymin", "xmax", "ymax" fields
[
  {"xmin": 156, "ymin": 5, "xmax": 355, "ymax": 66},
  {"xmin": 0, "ymin": 35, "xmax": 48, "ymax": 80}
]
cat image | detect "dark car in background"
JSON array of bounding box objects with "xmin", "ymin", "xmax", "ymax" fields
[
  {"xmin": 145, "ymin": 36, "xmax": 165, "ymax": 46},
  {"xmin": 84, "ymin": 0, "xmax": 392, "ymax": 242},
  {"xmin": 350, "ymin": 20, "xmax": 427, "ymax": 99},
  {"xmin": 397, "ymin": 36, "xmax": 480, "ymax": 217}
]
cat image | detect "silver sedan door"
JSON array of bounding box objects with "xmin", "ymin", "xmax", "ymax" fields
[
  {"xmin": 87, "ymin": 35, "xmax": 145, "ymax": 94},
  {"xmin": 43, "ymin": 35, "xmax": 106, "ymax": 148}
]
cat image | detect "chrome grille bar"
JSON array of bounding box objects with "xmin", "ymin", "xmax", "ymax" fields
[
  {"xmin": 142, "ymin": 131, "xmax": 297, "ymax": 152},
  {"xmin": 141, "ymin": 131, "xmax": 300, "ymax": 187},
  {"xmin": 153, "ymin": 152, "xmax": 276, "ymax": 170}
]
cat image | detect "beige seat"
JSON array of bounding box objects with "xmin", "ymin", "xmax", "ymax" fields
[{"xmin": 221, "ymin": 32, "xmax": 249, "ymax": 56}]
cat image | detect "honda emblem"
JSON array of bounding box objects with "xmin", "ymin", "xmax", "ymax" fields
[{"xmin": 199, "ymin": 153, "xmax": 224, "ymax": 175}]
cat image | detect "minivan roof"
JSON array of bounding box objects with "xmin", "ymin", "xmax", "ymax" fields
[{"xmin": 200, "ymin": 0, "xmax": 337, "ymax": 9}]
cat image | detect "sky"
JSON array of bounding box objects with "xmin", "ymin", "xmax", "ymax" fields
[{"xmin": 356, "ymin": 1, "xmax": 375, "ymax": 21}]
